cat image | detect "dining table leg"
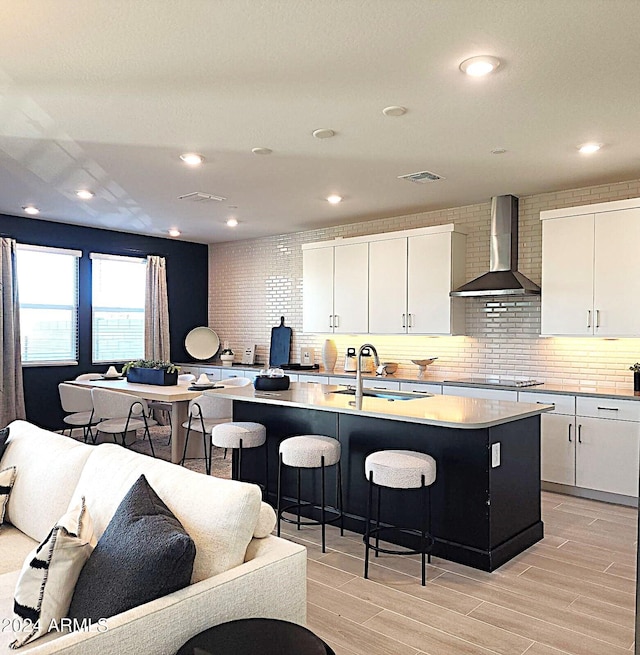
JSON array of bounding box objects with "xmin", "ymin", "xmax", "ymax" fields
[{"xmin": 170, "ymin": 400, "xmax": 189, "ymax": 464}]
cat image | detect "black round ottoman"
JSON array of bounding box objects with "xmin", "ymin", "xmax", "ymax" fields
[{"xmin": 175, "ymin": 618, "xmax": 335, "ymax": 655}]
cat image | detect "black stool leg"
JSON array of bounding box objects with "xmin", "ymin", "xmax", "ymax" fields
[
  {"xmin": 321, "ymin": 455, "xmax": 326, "ymax": 553},
  {"xmin": 180, "ymin": 418, "xmax": 193, "ymax": 466},
  {"xmin": 337, "ymin": 462, "xmax": 344, "ymax": 536},
  {"xmin": 263, "ymin": 440, "xmax": 269, "ymax": 501},
  {"xmin": 277, "ymin": 452, "xmax": 283, "ymax": 537},
  {"xmin": 421, "ymin": 474, "xmax": 427, "ymax": 586},
  {"xmin": 296, "ymin": 467, "xmax": 301, "ymax": 530},
  {"xmin": 375, "ymin": 484, "xmax": 381, "ymax": 557},
  {"xmin": 237, "ymin": 438, "xmax": 244, "ymax": 482},
  {"xmin": 427, "ymin": 483, "xmax": 432, "ymax": 565},
  {"xmin": 364, "ymin": 471, "xmax": 373, "ymax": 580}
]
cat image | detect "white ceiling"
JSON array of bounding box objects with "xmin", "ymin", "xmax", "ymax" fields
[{"xmin": 0, "ymin": 0, "xmax": 639, "ymax": 244}]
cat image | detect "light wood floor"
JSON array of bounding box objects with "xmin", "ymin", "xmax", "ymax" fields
[{"xmin": 280, "ymin": 491, "xmax": 637, "ymax": 655}]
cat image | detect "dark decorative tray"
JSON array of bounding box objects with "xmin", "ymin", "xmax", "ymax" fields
[{"xmin": 254, "ymin": 375, "xmax": 290, "ymax": 391}]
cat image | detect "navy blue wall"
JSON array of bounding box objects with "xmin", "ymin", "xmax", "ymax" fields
[{"xmin": 0, "ymin": 213, "xmax": 209, "ymax": 430}]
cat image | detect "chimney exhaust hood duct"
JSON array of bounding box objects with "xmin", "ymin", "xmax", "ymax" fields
[{"xmin": 450, "ymin": 195, "xmax": 541, "ymax": 297}]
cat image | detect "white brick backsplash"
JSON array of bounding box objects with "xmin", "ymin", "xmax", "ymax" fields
[{"xmin": 209, "ymin": 178, "xmax": 640, "ymax": 388}]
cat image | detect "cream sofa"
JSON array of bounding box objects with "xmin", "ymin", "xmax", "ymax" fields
[{"xmin": 0, "ymin": 420, "xmax": 307, "ymax": 654}]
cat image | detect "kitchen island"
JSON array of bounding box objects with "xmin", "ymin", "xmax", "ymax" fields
[{"xmin": 204, "ymin": 382, "xmax": 553, "ymax": 571}]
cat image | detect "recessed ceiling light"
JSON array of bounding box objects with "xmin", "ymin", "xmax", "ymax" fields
[
  {"xmin": 22, "ymin": 205, "xmax": 39, "ymax": 215},
  {"xmin": 578, "ymin": 143, "xmax": 602, "ymax": 154},
  {"xmin": 76, "ymin": 189, "xmax": 94, "ymax": 199},
  {"xmin": 382, "ymin": 106, "xmax": 407, "ymax": 117},
  {"xmin": 168, "ymin": 228, "xmax": 181, "ymax": 237},
  {"xmin": 312, "ymin": 128, "xmax": 335, "ymax": 139},
  {"xmin": 226, "ymin": 218, "xmax": 238, "ymax": 227},
  {"xmin": 252, "ymin": 147, "xmax": 272, "ymax": 155},
  {"xmin": 326, "ymin": 195, "xmax": 342, "ymax": 204},
  {"xmin": 491, "ymin": 148, "xmax": 507, "ymax": 155},
  {"xmin": 180, "ymin": 153, "xmax": 205, "ymax": 166},
  {"xmin": 459, "ymin": 55, "xmax": 501, "ymax": 77}
]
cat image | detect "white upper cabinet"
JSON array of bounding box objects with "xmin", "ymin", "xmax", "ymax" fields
[
  {"xmin": 541, "ymin": 198, "xmax": 640, "ymax": 337},
  {"xmin": 366, "ymin": 225, "xmax": 467, "ymax": 335},
  {"xmin": 302, "ymin": 240, "xmax": 368, "ymax": 333},
  {"xmin": 368, "ymin": 237, "xmax": 407, "ymax": 333}
]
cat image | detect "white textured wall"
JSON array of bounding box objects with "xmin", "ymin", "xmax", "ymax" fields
[{"xmin": 209, "ymin": 178, "xmax": 640, "ymax": 390}]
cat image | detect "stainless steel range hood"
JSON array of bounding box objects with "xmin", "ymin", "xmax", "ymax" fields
[{"xmin": 450, "ymin": 195, "xmax": 541, "ymax": 297}]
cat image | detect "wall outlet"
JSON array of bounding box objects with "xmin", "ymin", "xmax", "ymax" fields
[
  {"xmin": 301, "ymin": 347, "xmax": 315, "ymax": 366},
  {"xmin": 242, "ymin": 345, "xmax": 256, "ymax": 365},
  {"xmin": 491, "ymin": 442, "xmax": 501, "ymax": 468}
]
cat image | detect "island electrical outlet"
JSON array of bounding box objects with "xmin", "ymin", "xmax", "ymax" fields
[{"xmin": 491, "ymin": 442, "xmax": 501, "ymax": 468}]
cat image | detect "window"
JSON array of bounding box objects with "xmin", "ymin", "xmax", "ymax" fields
[
  {"xmin": 16, "ymin": 244, "xmax": 81, "ymax": 365},
  {"xmin": 91, "ymin": 254, "xmax": 146, "ymax": 363}
]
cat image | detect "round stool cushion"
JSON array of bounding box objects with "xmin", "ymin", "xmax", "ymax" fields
[
  {"xmin": 212, "ymin": 422, "xmax": 266, "ymax": 449},
  {"xmin": 279, "ymin": 435, "xmax": 340, "ymax": 468},
  {"xmin": 365, "ymin": 450, "xmax": 436, "ymax": 489}
]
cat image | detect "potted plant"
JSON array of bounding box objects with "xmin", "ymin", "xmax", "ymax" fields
[
  {"xmin": 220, "ymin": 342, "xmax": 234, "ymax": 367},
  {"xmin": 122, "ymin": 360, "xmax": 180, "ymax": 386}
]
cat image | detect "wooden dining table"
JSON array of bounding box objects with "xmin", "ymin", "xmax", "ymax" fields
[{"xmin": 70, "ymin": 378, "xmax": 211, "ymax": 463}]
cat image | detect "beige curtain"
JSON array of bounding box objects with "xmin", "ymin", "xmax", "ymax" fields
[
  {"xmin": 144, "ymin": 255, "xmax": 170, "ymax": 361},
  {"xmin": 0, "ymin": 238, "xmax": 26, "ymax": 424}
]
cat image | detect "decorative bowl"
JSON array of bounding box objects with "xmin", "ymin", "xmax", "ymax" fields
[
  {"xmin": 381, "ymin": 362, "xmax": 398, "ymax": 374},
  {"xmin": 411, "ymin": 358, "xmax": 438, "ymax": 367}
]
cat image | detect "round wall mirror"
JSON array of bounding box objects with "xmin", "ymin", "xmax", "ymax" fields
[{"xmin": 184, "ymin": 327, "xmax": 220, "ymax": 360}]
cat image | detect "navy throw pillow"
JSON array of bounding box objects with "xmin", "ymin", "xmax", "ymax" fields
[
  {"xmin": 0, "ymin": 427, "xmax": 9, "ymax": 462},
  {"xmin": 68, "ymin": 474, "xmax": 195, "ymax": 622}
]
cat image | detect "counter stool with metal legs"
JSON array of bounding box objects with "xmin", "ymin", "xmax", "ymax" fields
[
  {"xmin": 277, "ymin": 435, "xmax": 343, "ymax": 553},
  {"xmin": 211, "ymin": 422, "xmax": 267, "ymax": 490},
  {"xmin": 363, "ymin": 450, "xmax": 436, "ymax": 586}
]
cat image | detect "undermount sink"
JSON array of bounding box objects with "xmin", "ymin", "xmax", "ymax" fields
[{"xmin": 330, "ymin": 388, "xmax": 431, "ymax": 401}]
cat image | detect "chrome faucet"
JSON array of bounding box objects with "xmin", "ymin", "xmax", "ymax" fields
[{"xmin": 355, "ymin": 343, "xmax": 380, "ymax": 400}]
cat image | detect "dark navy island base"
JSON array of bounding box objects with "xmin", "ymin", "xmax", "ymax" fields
[{"xmin": 233, "ymin": 402, "xmax": 544, "ymax": 572}]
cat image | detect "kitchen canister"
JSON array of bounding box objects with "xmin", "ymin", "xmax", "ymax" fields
[{"xmin": 322, "ymin": 338, "xmax": 338, "ymax": 372}]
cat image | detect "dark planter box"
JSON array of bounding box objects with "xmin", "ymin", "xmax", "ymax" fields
[{"xmin": 126, "ymin": 367, "xmax": 178, "ymax": 386}]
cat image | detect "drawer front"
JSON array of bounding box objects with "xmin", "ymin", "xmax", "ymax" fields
[
  {"xmin": 363, "ymin": 379, "xmax": 400, "ymax": 391},
  {"xmin": 518, "ymin": 391, "xmax": 575, "ymax": 415},
  {"xmin": 400, "ymin": 382, "xmax": 443, "ymax": 394},
  {"xmin": 197, "ymin": 367, "xmax": 223, "ymax": 381},
  {"xmin": 329, "ymin": 376, "xmax": 351, "ymax": 386},
  {"xmin": 577, "ymin": 396, "xmax": 640, "ymax": 422},
  {"xmin": 297, "ymin": 375, "xmax": 329, "ymax": 384},
  {"xmin": 443, "ymin": 386, "xmax": 518, "ymax": 401}
]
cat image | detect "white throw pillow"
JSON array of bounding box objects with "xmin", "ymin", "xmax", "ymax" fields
[
  {"xmin": 10, "ymin": 497, "xmax": 96, "ymax": 649},
  {"xmin": 0, "ymin": 466, "xmax": 17, "ymax": 526}
]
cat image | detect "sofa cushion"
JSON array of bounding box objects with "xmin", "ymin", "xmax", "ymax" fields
[
  {"xmin": 68, "ymin": 475, "xmax": 195, "ymax": 622},
  {"xmin": 67, "ymin": 444, "xmax": 262, "ymax": 583},
  {"xmin": 2, "ymin": 421, "xmax": 93, "ymax": 542},
  {"xmin": 0, "ymin": 425, "xmax": 9, "ymax": 461},
  {"xmin": 0, "ymin": 525, "xmax": 37, "ymax": 575},
  {"xmin": 11, "ymin": 497, "xmax": 96, "ymax": 648},
  {"xmin": 0, "ymin": 466, "xmax": 16, "ymax": 526}
]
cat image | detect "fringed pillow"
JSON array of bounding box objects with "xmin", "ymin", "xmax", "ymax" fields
[{"xmin": 10, "ymin": 497, "xmax": 95, "ymax": 649}]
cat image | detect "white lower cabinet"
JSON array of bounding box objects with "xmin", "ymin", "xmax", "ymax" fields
[
  {"xmin": 575, "ymin": 417, "xmax": 639, "ymax": 497},
  {"xmin": 525, "ymin": 391, "xmax": 640, "ymax": 498},
  {"xmin": 540, "ymin": 413, "xmax": 576, "ymax": 486},
  {"xmin": 297, "ymin": 375, "xmax": 329, "ymax": 384}
]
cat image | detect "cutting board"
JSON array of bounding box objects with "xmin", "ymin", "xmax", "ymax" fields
[{"xmin": 269, "ymin": 316, "xmax": 292, "ymax": 367}]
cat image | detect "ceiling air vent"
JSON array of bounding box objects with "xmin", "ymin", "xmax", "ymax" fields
[
  {"xmin": 178, "ymin": 192, "xmax": 227, "ymax": 203},
  {"xmin": 397, "ymin": 170, "xmax": 445, "ymax": 183}
]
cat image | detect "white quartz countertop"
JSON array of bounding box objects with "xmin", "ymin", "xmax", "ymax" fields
[{"xmin": 204, "ymin": 382, "xmax": 553, "ymax": 429}]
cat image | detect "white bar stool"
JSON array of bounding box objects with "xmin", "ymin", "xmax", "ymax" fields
[
  {"xmin": 364, "ymin": 449, "xmax": 436, "ymax": 586},
  {"xmin": 277, "ymin": 435, "xmax": 343, "ymax": 553},
  {"xmin": 211, "ymin": 422, "xmax": 267, "ymax": 490}
]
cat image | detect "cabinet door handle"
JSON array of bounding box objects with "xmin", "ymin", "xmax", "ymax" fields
[
  {"xmin": 597, "ymin": 406, "xmax": 619, "ymax": 411},
  {"xmin": 402, "ymin": 313, "xmax": 406, "ymax": 328},
  {"xmin": 577, "ymin": 424, "xmax": 582, "ymax": 443},
  {"xmin": 596, "ymin": 309, "xmax": 600, "ymax": 328},
  {"xmin": 334, "ymin": 314, "xmax": 339, "ymax": 328},
  {"xmin": 536, "ymin": 401, "xmax": 554, "ymax": 406},
  {"xmin": 568, "ymin": 423, "xmax": 572, "ymax": 442},
  {"xmin": 587, "ymin": 310, "xmax": 591, "ymax": 328},
  {"xmin": 408, "ymin": 313, "xmax": 413, "ymax": 328}
]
